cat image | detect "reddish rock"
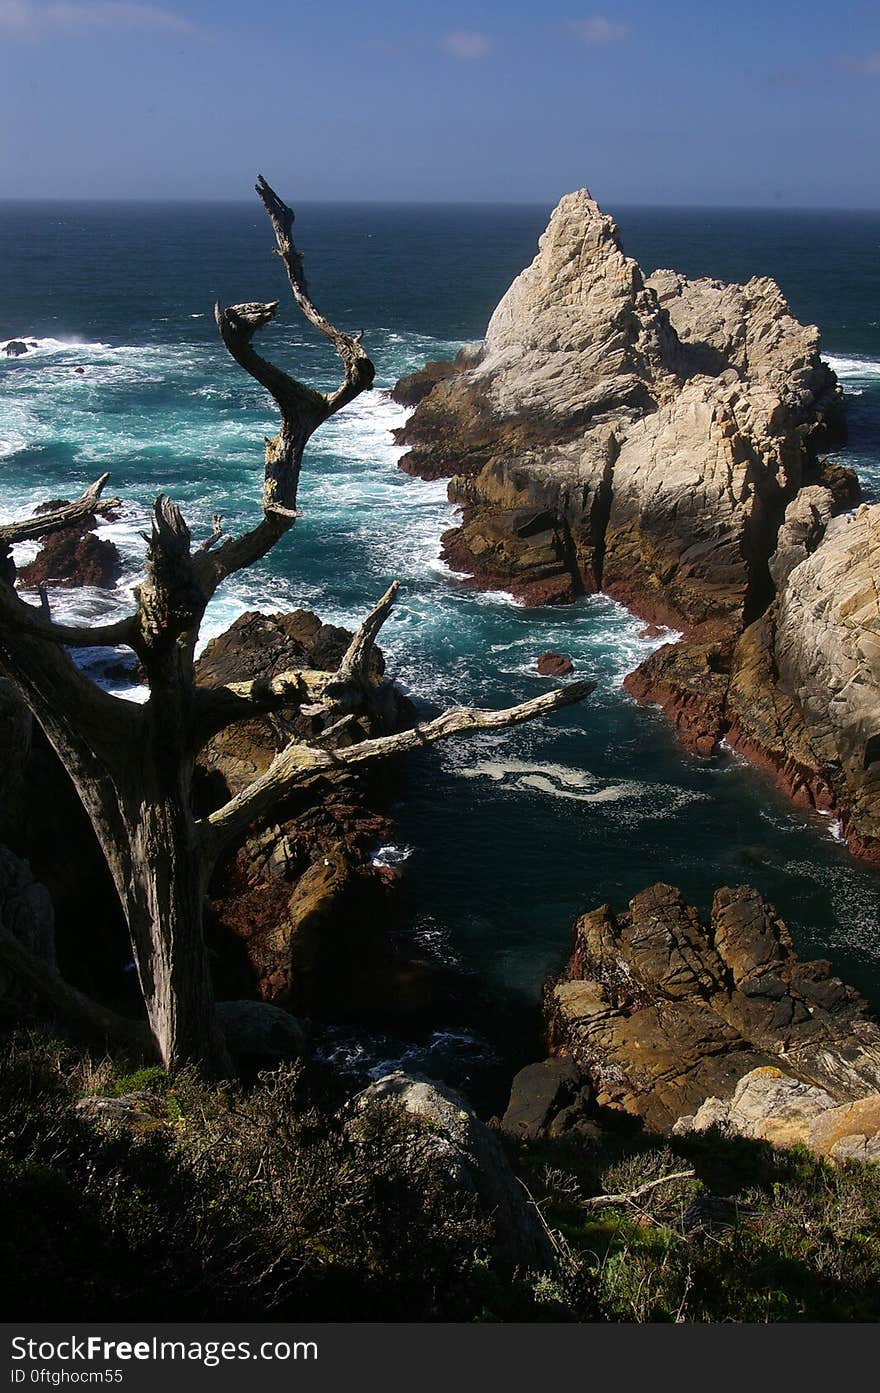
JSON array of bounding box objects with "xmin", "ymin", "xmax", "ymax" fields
[
  {"xmin": 536, "ymin": 652, "xmax": 574, "ymax": 677},
  {"xmin": 391, "ymin": 358, "xmax": 460, "ymax": 408},
  {"xmin": 18, "ymin": 527, "xmax": 121, "ymax": 589}
]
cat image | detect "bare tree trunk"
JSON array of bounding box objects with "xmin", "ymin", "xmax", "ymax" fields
[
  {"xmin": 119, "ymin": 804, "xmax": 227, "ymax": 1075},
  {"xmin": 0, "ymin": 177, "xmax": 593, "ymax": 1078}
]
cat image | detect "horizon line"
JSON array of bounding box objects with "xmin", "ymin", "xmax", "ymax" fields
[{"xmin": 0, "ymin": 196, "xmax": 878, "ymax": 214}]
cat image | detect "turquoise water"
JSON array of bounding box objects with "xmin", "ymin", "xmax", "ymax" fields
[{"xmin": 2, "ymin": 202, "xmax": 880, "ymax": 1092}]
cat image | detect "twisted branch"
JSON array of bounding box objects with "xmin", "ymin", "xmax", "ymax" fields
[{"xmin": 199, "ymin": 176, "xmax": 376, "ymax": 595}]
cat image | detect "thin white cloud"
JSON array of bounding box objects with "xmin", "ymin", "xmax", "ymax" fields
[
  {"xmin": 567, "ymin": 15, "xmax": 629, "ymax": 45},
  {"xmin": 838, "ymin": 51, "xmax": 880, "ymax": 76},
  {"xmin": 0, "ymin": 0, "xmax": 193, "ymax": 36},
  {"xmin": 441, "ymin": 29, "xmax": 491, "ymax": 61}
]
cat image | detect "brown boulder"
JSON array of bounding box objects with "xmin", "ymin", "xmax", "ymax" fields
[
  {"xmin": 546, "ymin": 882, "xmax": 880, "ymax": 1133},
  {"xmin": 391, "ymin": 358, "xmax": 460, "ymax": 408},
  {"xmin": 18, "ymin": 527, "xmax": 121, "ymax": 589},
  {"xmin": 536, "ymin": 652, "xmax": 574, "ymax": 677},
  {"xmin": 500, "ymin": 1057, "xmax": 594, "ymax": 1143}
]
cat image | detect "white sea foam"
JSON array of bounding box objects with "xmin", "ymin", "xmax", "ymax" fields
[
  {"xmin": 456, "ymin": 756, "xmax": 704, "ymax": 819},
  {"xmin": 371, "ymin": 844, "xmax": 414, "ymax": 869},
  {"xmin": 826, "ymin": 354, "xmax": 880, "ymax": 380}
]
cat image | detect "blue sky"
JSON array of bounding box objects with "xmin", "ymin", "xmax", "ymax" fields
[{"xmin": 1, "ymin": 0, "xmax": 878, "ymax": 205}]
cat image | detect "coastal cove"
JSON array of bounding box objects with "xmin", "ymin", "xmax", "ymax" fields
[{"xmin": 2, "ymin": 200, "xmax": 880, "ymax": 1098}]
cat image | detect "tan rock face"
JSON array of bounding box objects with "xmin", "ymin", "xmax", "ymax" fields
[
  {"xmin": 677, "ymin": 1068, "xmax": 880, "ymax": 1163},
  {"xmin": 546, "ymin": 883, "xmax": 880, "ymax": 1135},
  {"xmin": 396, "ymin": 187, "xmax": 844, "ymax": 625}
]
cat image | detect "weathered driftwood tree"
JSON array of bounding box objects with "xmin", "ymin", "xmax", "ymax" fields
[{"xmin": 0, "ymin": 178, "xmax": 592, "ymax": 1075}]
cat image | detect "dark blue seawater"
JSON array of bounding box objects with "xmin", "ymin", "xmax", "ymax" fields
[{"xmin": 2, "ymin": 201, "xmax": 879, "ymax": 1093}]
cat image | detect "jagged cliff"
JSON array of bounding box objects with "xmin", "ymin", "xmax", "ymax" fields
[
  {"xmin": 393, "ymin": 191, "xmax": 880, "ymax": 860},
  {"xmin": 545, "ymin": 881, "xmax": 880, "ymax": 1151},
  {"xmin": 395, "ymin": 189, "xmax": 846, "ymax": 618}
]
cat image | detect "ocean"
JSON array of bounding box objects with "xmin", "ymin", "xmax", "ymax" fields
[{"xmin": 2, "ymin": 200, "xmax": 880, "ymax": 1095}]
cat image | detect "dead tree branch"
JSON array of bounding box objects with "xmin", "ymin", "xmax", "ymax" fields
[
  {"xmin": 202, "ymin": 679, "xmax": 595, "ymax": 858},
  {"xmin": 197, "ymin": 176, "xmax": 375, "ymax": 597},
  {"xmin": 0, "ymin": 473, "xmax": 121, "ymax": 550},
  {"xmin": 0, "ymin": 581, "xmax": 136, "ymax": 648},
  {"xmin": 580, "ymin": 1170, "xmax": 696, "ymax": 1210}
]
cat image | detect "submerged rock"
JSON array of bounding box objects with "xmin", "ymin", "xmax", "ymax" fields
[{"xmin": 546, "ymin": 882, "xmax": 880, "ymax": 1135}]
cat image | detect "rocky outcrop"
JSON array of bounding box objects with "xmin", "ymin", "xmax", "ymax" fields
[
  {"xmin": 396, "ymin": 189, "xmax": 844, "ymax": 621},
  {"xmin": 4, "ymin": 340, "xmax": 28, "ymax": 357},
  {"xmin": 628, "ymin": 499, "xmax": 880, "ymax": 860},
  {"xmin": 196, "ymin": 610, "xmax": 448, "ymax": 1022},
  {"xmin": 546, "ymin": 882, "xmax": 880, "ymax": 1136},
  {"xmin": 675, "ymin": 1067, "xmax": 880, "ymax": 1162},
  {"xmin": 354, "ymin": 1072, "xmax": 555, "ymax": 1272},
  {"xmin": 499, "ymin": 1057, "xmax": 597, "ymax": 1144},
  {"xmin": 536, "ymin": 651, "xmax": 574, "ymax": 677},
  {"xmin": 394, "ymin": 190, "xmax": 880, "ymax": 856},
  {"xmin": 16, "ymin": 505, "xmax": 122, "ymax": 590}
]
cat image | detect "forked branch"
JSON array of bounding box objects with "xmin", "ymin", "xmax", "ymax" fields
[
  {"xmin": 255, "ymin": 174, "xmax": 374, "ymax": 415},
  {"xmin": 201, "ymin": 177, "xmax": 376, "ymax": 594}
]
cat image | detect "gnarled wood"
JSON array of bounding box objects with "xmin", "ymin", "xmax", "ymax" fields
[
  {"xmin": 0, "ymin": 473, "xmax": 120, "ymax": 549},
  {"xmin": 202, "ymin": 679, "xmax": 596, "ymax": 858},
  {"xmin": 0, "ymin": 175, "xmax": 596, "ymax": 1080}
]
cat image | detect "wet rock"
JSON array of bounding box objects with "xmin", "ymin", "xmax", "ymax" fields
[
  {"xmin": 4, "ymin": 340, "xmax": 28, "ymax": 357},
  {"xmin": 546, "ymin": 882, "xmax": 880, "ymax": 1134},
  {"xmin": 392, "ymin": 358, "xmax": 459, "ymax": 408},
  {"xmin": 17, "ymin": 527, "xmax": 121, "ymax": 589},
  {"xmin": 536, "ymin": 652, "xmax": 574, "ymax": 677}
]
